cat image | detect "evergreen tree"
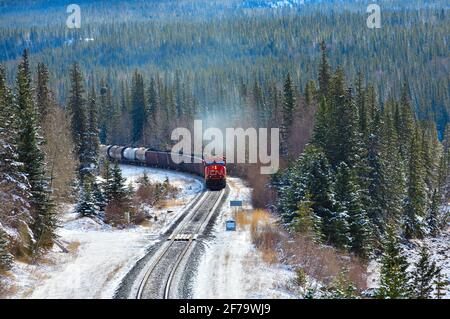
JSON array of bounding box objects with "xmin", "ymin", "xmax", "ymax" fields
[
  {"xmin": 376, "ymin": 226, "xmax": 410, "ymax": 299},
  {"xmin": 396, "ymin": 82, "xmax": 415, "ymax": 160},
  {"xmin": 35, "ymin": 63, "xmax": 51, "ymax": 124},
  {"xmin": 274, "ymin": 146, "xmax": 335, "ymax": 240},
  {"xmin": 291, "ymin": 193, "xmax": 322, "ymax": 242},
  {"xmin": 434, "ymin": 269, "xmax": 448, "ymax": 299},
  {"xmin": 334, "ymin": 162, "xmax": 372, "ymax": 257},
  {"xmin": 105, "ymin": 161, "xmax": 129, "ymax": 205},
  {"xmin": 76, "ymin": 180, "xmax": 97, "ymax": 217},
  {"xmin": 15, "ymin": 50, "xmax": 56, "ymax": 250},
  {"xmin": 379, "ymin": 102, "xmax": 406, "ymax": 227},
  {"xmin": 131, "ymin": 70, "xmax": 146, "ymax": 144},
  {"xmin": 68, "ymin": 62, "xmax": 89, "ymax": 177},
  {"xmin": 426, "ymin": 189, "xmax": 442, "ymax": 236},
  {"xmin": 312, "ymin": 97, "xmax": 331, "ymax": 151},
  {"xmin": 0, "ymin": 227, "xmax": 13, "ymax": 271},
  {"xmin": 86, "ymin": 84, "xmax": 100, "ymax": 172},
  {"xmin": 409, "ymin": 245, "xmax": 438, "ymax": 299},
  {"xmin": 404, "ymin": 127, "xmax": 427, "ymax": 239},
  {"xmin": 280, "ymin": 73, "xmax": 295, "ymax": 156},
  {"xmin": 0, "ymin": 64, "xmax": 31, "ymax": 232},
  {"xmin": 318, "ymin": 40, "xmax": 331, "ymax": 100}
]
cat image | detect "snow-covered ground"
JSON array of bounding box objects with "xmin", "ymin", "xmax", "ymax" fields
[
  {"xmin": 192, "ymin": 177, "xmax": 295, "ymax": 299},
  {"xmin": 367, "ymin": 207, "xmax": 450, "ymax": 299},
  {"xmin": 3, "ymin": 165, "xmax": 203, "ymax": 299}
]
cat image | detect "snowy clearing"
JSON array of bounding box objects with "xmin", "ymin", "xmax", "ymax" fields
[
  {"xmin": 192, "ymin": 177, "xmax": 295, "ymax": 299},
  {"xmin": 367, "ymin": 208, "xmax": 450, "ymax": 299},
  {"xmin": 2, "ymin": 165, "xmax": 203, "ymax": 299}
]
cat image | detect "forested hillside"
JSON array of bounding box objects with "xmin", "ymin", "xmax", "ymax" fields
[{"xmin": 0, "ymin": 0, "xmax": 449, "ymax": 139}]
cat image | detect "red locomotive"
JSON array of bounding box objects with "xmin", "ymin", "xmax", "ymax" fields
[{"xmin": 203, "ymin": 156, "xmax": 226, "ymax": 190}]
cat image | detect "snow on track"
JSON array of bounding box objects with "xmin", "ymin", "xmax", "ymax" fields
[
  {"xmin": 192, "ymin": 178, "xmax": 295, "ymax": 299},
  {"xmin": 5, "ymin": 165, "xmax": 203, "ymax": 299}
]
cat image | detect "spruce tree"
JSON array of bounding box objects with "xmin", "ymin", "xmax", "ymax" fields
[
  {"xmin": 76, "ymin": 180, "xmax": 97, "ymax": 217},
  {"xmin": 68, "ymin": 62, "xmax": 89, "ymax": 177},
  {"xmin": 15, "ymin": 50, "xmax": 56, "ymax": 250},
  {"xmin": 434, "ymin": 269, "xmax": 448, "ymax": 299},
  {"xmin": 376, "ymin": 226, "xmax": 410, "ymax": 299},
  {"xmin": 404, "ymin": 127, "xmax": 427, "ymax": 239},
  {"xmin": 426, "ymin": 189, "xmax": 442, "ymax": 236},
  {"xmin": 35, "ymin": 63, "xmax": 51, "ymax": 124},
  {"xmin": 0, "ymin": 227, "xmax": 13, "ymax": 271},
  {"xmin": 409, "ymin": 245, "xmax": 438, "ymax": 299},
  {"xmin": 334, "ymin": 162, "xmax": 372, "ymax": 257},
  {"xmin": 291, "ymin": 193, "xmax": 322, "ymax": 242},
  {"xmin": 86, "ymin": 84, "xmax": 100, "ymax": 172},
  {"xmin": 318, "ymin": 40, "xmax": 331, "ymax": 100},
  {"xmin": 105, "ymin": 162, "xmax": 129, "ymax": 205},
  {"xmin": 131, "ymin": 70, "xmax": 146, "ymax": 144},
  {"xmin": 280, "ymin": 73, "xmax": 295, "ymax": 156},
  {"xmin": 0, "ymin": 64, "xmax": 31, "ymax": 230}
]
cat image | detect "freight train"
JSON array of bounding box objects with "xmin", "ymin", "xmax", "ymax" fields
[{"xmin": 101, "ymin": 145, "xmax": 226, "ymax": 190}]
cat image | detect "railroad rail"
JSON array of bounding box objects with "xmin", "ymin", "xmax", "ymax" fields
[{"xmin": 136, "ymin": 188, "xmax": 226, "ymax": 299}]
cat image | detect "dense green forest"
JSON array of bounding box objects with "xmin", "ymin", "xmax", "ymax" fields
[{"xmin": 0, "ymin": 0, "xmax": 449, "ymax": 138}]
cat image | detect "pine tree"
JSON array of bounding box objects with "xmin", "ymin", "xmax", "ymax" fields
[
  {"xmin": 105, "ymin": 162, "xmax": 129, "ymax": 205},
  {"xmin": 304, "ymin": 80, "xmax": 316, "ymax": 106},
  {"xmin": 131, "ymin": 70, "xmax": 146, "ymax": 144},
  {"xmin": 15, "ymin": 50, "xmax": 56, "ymax": 250},
  {"xmin": 0, "ymin": 227, "xmax": 13, "ymax": 271},
  {"xmin": 68, "ymin": 62, "xmax": 89, "ymax": 177},
  {"xmin": 409, "ymin": 245, "xmax": 438, "ymax": 299},
  {"xmin": 426, "ymin": 189, "xmax": 442, "ymax": 236},
  {"xmin": 404, "ymin": 127, "xmax": 427, "ymax": 239},
  {"xmin": 280, "ymin": 73, "xmax": 296, "ymax": 156},
  {"xmin": 275, "ymin": 146, "xmax": 336, "ymax": 243},
  {"xmin": 76, "ymin": 180, "xmax": 97, "ymax": 217},
  {"xmin": 291, "ymin": 193, "xmax": 322, "ymax": 242},
  {"xmin": 92, "ymin": 180, "xmax": 106, "ymax": 212},
  {"xmin": 396, "ymin": 82, "xmax": 415, "ymax": 160},
  {"xmin": 312, "ymin": 97, "xmax": 331, "ymax": 152},
  {"xmin": 434, "ymin": 269, "xmax": 448, "ymax": 299},
  {"xmin": 376, "ymin": 226, "xmax": 410, "ymax": 299},
  {"xmin": 334, "ymin": 162, "xmax": 372, "ymax": 257},
  {"xmin": 86, "ymin": 83, "xmax": 100, "ymax": 172},
  {"xmin": 35, "ymin": 63, "xmax": 51, "ymax": 124},
  {"xmin": 379, "ymin": 102, "xmax": 406, "ymax": 227},
  {"xmin": 318, "ymin": 40, "xmax": 331, "ymax": 100},
  {"xmin": 0, "ymin": 64, "xmax": 31, "ymax": 232}
]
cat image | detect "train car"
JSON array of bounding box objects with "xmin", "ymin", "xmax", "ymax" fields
[
  {"xmin": 102, "ymin": 145, "xmax": 226, "ymax": 190},
  {"xmin": 135, "ymin": 148, "xmax": 147, "ymax": 163},
  {"xmin": 204, "ymin": 157, "xmax": 226, "ymax": 190},
  {"xmin": 156, "ymin": 151, "xmax": 170, "ymax": 168},
  {"xmin": 123, "ymin": 147, "xmax": 137, "ymax": 163},
  {"xmin": 108, "ymin": 146, "xmax": 126, "ymax": 161},
  {"xmin": 145, "ymin": 150, "xmax": 159, "ymax": 167}
]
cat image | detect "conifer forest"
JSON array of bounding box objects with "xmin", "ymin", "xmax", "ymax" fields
[{"xmin": 0, "ymin": 0, "xmax": 449, "ymax": 302}]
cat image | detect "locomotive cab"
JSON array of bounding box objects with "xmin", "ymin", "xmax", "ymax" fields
[{"xmin": 204, "ymin": 157, "xmax": 226, "ymax": 190}]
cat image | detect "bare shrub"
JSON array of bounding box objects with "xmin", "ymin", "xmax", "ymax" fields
[
  {"xmin": 105, "ymin": 200, "xmax": 130, "ymax": 227},
  {"xmin": 241, "ymin": 209, "xmax": 367, "ymax": 292},
  {"xmin": 281, "ymin": 232, "xmax": 368, "ymax": 291}
]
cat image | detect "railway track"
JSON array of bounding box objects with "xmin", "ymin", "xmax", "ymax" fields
[{"xmin": 136, "ymin": 188, "xmax": 226, "ymax": 299}]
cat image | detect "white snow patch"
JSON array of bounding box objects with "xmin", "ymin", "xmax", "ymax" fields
[
  {"xmin": 4, "ymin": 165, "xmax": 203, "ymax": 299},
  {"xmin": 192, "ymin": 177, "xmax": 295, "ymax": 299}
]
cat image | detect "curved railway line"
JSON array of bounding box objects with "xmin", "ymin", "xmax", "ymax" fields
[{"xmin": 136, "ymin": 188, "xmax": 226, "ymax": 299}]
